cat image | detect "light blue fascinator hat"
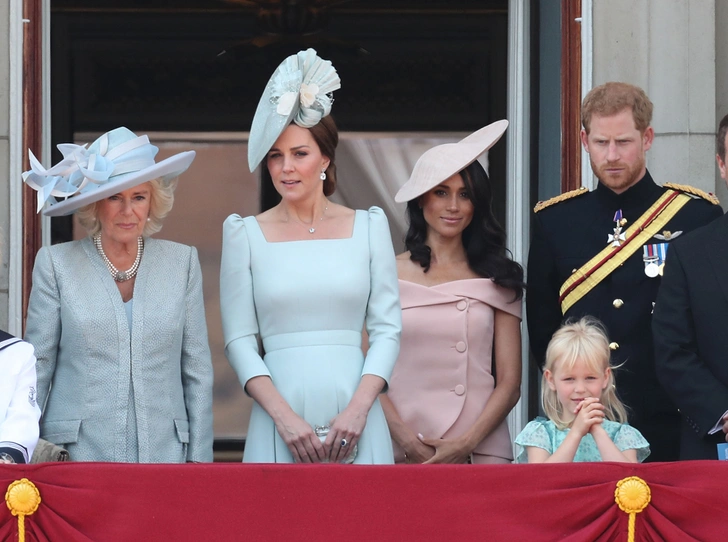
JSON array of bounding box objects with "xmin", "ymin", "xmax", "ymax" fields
[
  {"xmin": 248, "ymin": 48, "xmax": 341, "ymax": 172},
  {"xmin": 22, "ymin": 127, "xmax": 196, "ymax": 217}
]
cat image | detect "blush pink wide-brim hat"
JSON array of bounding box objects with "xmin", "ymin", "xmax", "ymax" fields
[{"xmin": 394, "ymin": 119, "xmax": 509, "ymax": 203}]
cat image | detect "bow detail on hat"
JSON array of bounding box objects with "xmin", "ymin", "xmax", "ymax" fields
[
  {"xmin": 23, "ymin": 133, "xmax": 157, "ymax": 213},
  {"xmin": 270, "ymin": 48, "xmax": 340, "ymax": 128}
]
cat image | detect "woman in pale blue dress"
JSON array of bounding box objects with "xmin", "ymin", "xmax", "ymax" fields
[{"xmin": 221, "ymin": 49, "xmax": 401, "ymax": 464}]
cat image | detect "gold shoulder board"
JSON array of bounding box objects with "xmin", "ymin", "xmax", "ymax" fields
[
  {"xmin": 534, "ymin": 186, "xmax": 588, "ymax": 213},
  {"xmin": 664, "ymin": 182, "xmax": 720, "ymax": 205}
]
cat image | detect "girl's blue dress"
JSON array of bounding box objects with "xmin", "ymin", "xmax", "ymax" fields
[{"xmin": 515, "ymin": 417, "xmax": 650, "ymax": 463}]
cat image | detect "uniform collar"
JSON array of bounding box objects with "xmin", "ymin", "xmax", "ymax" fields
[{"xmin": 595, "ymin": 170, "xmax": 661, "ymax": 209}]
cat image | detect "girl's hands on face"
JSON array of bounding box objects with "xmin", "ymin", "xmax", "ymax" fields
[{"xmin": 571, "ymin": 397, "xmax": 605, "ymax": 436}]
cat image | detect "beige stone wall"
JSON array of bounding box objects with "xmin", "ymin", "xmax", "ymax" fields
[
  {"xmin": 592, "ymin": 0, "xmax": 722, "ymax": 202},
  {"xmin": 715, "ymin": 0, "xmax": 728, "ymax": 204},
  {"xmin": 0, "ymin": 0, "xmax": 11, "ymax": 331}
]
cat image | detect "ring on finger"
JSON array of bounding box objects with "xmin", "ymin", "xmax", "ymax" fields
[{"xmin": 341, "ymin": 438, "xmax": 348, "ymax": 447}]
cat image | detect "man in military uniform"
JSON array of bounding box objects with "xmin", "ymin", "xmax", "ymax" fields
[
  {"xmin": 527, "ymin": 82, "xmax": 723, "ymax": 461},
  {"xmin": 652, "ymin": 114, "xmax": 728, "ymax": 460}
]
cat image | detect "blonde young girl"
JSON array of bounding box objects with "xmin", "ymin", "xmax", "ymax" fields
[{"xmin": 515, "ymin": 317, "xmax": 649, "ymax": 463}]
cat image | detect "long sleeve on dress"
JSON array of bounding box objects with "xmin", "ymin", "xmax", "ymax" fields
[
  {"xmin": 220, "ymin": 215, "xmax": 272, "ymax": 391},
  {"xmin": 180, "ymin": 247, "xmax": 215, "ymax": 462},
  {"xmin": 362, "ymin": 207, "xmax": 402, "ymax": 387},
  {"xmin": 24, "ymin": 246, "xmax": 62, "ymax": 413}
]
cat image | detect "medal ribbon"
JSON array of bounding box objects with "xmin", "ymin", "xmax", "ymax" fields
[
  {"xmin": 643, "ymin": 244, "xmax": 656, "ymax": 260},
  {"xmin": 643, "ymin": 243, "xmax": 668, "ymax": 264},
  {"xmin": 658, "ymin": 242, "xmax": 668, "ymax": 263}
]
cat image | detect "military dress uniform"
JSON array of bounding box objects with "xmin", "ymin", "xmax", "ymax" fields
[{"xmin": 526, "ymin": 171, "xmax": 722, "ymax": 462}]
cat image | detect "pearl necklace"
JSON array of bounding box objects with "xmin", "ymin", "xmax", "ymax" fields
[
  {"xmin": 287, "ymin": 205, "xmax": 328, "ymax": 234},
  {"xmin": 93, "ymin": 234, "xmax": 144, "ymax": 282}
]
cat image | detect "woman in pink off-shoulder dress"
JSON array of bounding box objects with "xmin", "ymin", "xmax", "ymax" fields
[{"xmin": 382, "ymin": 121, "xmax": 525, "ymax": 464}]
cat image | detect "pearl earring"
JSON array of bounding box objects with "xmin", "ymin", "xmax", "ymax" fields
[
  {"xmin": 320, "ymin": 170, "xmax": 327, "ymax": 181},
  {"xmin": 147, "ymin": 217, "xmax": 151, "ymax": 222}
]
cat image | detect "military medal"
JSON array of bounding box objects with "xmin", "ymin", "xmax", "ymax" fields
[
  {"xmin": 644, "ymin": 260, "xmax": 659, "ymax": 278},
  {"xmin": 608, "ymin": 210, "xmax": 626, "ymax": 247},
  {"xmin": 643, "ymin": 243, "xmax": 668, "ymax": 278}
]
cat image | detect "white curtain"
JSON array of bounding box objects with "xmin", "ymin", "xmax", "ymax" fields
[{"xmin": 333, "ymin": 135, "xmax": 461, "ymax": 253}]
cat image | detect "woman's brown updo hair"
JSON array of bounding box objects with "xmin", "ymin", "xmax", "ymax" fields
[{"xmin": 307, "ymin": 115, "xmax": 339, "ymax": 196}]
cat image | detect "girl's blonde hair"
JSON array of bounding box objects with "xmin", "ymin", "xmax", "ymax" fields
[
  {"xmin": 542, "ymin": 316, "xmax": 628, "ymax": 429},
  {"xmin": 76, "ymin": 178, "xmax": 177, "ymax": 237}
]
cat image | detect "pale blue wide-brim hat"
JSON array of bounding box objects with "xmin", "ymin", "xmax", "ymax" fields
[
  {"xmin": 394, "ymin": 120, "xmax": 509, "ymax": 203},
  {"xmin": 248, "ymin": 48, "xmax": 341, "ymax": 172},
  {"xmin": 22, "ymin": 127, "xmax": 196, "ymax": 217}
]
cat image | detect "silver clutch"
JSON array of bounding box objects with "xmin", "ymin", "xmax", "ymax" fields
[{"xmin": 314, "ymin": 425, "xmax": 357, "ymax": 464}]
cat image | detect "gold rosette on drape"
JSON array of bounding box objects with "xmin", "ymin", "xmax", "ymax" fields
[
  {"xmin": 5, "ymin": 478, "xmax": 41, "ymax": 542},
  {"xmin": 615, "ymin": 476, "xmax": 651, "ymax": 542}
]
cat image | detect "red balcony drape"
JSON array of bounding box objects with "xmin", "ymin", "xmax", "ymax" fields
[{"xmin": 2, "ymin": 461, "xmax": 727, "ymax": 541}]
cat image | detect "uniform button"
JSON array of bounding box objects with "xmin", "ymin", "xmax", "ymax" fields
[
  {"xmin": 454, "ymin": 384, "xmax": 466, "ymax": 396},
  {"xmin": 613, "ymin": 299, "xmax": 624, "ymax": 309},
  {"xmin": 456, "ymin": 300, "xmax": 468, "ymax": 311},
  {"xmin": 609, "ymin": 342, "xmax": 619, "ymax": 351},
  {"xmin": 456, "ymin": 341, "xmax": 467, "ymax": 353}
]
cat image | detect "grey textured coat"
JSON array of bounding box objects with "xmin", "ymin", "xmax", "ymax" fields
[{"xmin": 25, "ymin": 237, "xmax": 214, "ymax": 463}]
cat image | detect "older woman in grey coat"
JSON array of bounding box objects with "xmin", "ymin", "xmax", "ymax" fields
[{"xmin": 24, "ymin": 127, "xmax": 213, "ymax": 463}]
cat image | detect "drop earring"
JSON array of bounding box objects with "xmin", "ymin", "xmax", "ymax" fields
[{"xmin": 320, "ymin": 170, "xmax": 327, "ymax": 181}]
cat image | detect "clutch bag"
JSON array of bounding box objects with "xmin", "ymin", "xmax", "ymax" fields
[{"xmin": 314, "ymin": 425, "xmax": 357, "ymax": 464}]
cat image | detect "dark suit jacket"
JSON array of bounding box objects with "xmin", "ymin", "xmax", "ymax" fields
[
  {"xmin": 527, "ymin": 172, "xmax": 722, "ymax": 461},
  {"xmin": 653, "ymin": 212, "xmax": 728, "ymax": 460}
]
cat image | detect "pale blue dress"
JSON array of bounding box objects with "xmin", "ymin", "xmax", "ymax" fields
[
  {"xmin": 220, "ymin": 207, "xmax": 401, "ymax": 463},
  {"xmin": 124, "ymin": 300, "xmax": 138, "ymax": 462},
  {"xmin": 515, "ymin": 417, "xmax": 650, "ymax": 463}
]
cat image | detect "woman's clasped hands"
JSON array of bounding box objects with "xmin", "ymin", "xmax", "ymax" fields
[
  {"xmin": 402, "ymin": 436, "xmax": 436, "ymax": 464},
  {"xmin": 275, "ymin": 405, "xmax": 366, "ymax": 463},
  {"xmin": 412, "ymin": 433, "xmax": 474, "ymax": 464}
]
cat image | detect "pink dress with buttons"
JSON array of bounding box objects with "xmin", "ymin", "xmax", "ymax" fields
[{"xmin": 387, "ymin": 278, "xmax": 522, "ymax": 463}]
